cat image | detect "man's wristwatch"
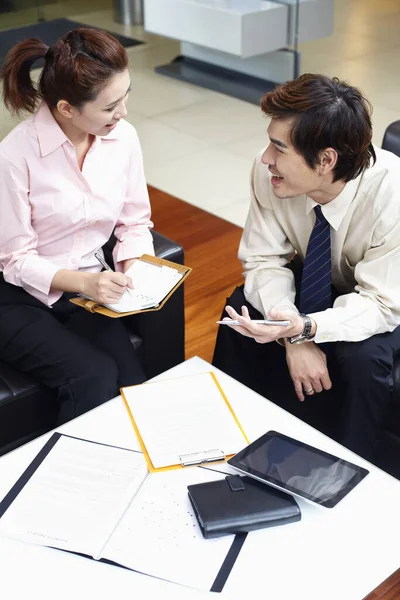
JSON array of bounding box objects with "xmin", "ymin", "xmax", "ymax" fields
[{"xmin": 287, "ymin": 314, "xmax": 315, "ymax": 344}]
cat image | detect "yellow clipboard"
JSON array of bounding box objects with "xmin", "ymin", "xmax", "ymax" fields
[
  {"xmin": 120, "ymin": 371, "xmax": 250, "ymax": 473},
  {"xmin": 69, "ymin": 254, "xmax": 191, "ymax": 317}
]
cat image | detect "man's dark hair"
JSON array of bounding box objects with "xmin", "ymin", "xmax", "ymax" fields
[{"xmin": 261, "ymin": 73, "xmax": 376, "ymax": 183}]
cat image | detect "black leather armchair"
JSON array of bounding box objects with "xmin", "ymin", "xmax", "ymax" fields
[
  {"xmin": 374, "ymin": 121, "xmax": 400, "ymax": 479},
  {"xmin": 0, "ymin": 231, "xmax": 185, "ymax": 456}
]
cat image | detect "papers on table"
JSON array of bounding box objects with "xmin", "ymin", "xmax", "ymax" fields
[
  {"xmin": 104, "ymin": 467, "xmax": 235, "ymax": 591},
  {"xmin": 0, "ymin": 435, "xmax": 147, "ymax": 558},
  {"xmin": 0, "ymin": 373, "xmax": 251, "ymax": 591},
  {"xmin": 121, "ymin": 372, "xmax": 249, "ymax": 471},
  {"xmin": 0, "ymin": 434, "xmax": 239, "ymax": 592}
]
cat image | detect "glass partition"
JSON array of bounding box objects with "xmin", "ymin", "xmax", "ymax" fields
[{"xmin": 269, "ymin": 0, "xmax": 301, "ymax": 80}]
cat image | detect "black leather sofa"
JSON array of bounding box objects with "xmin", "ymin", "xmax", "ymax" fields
[
  {"xmin": 373, "ymin": 121, "xmax": 400, "ymax": 479},
  {"xmin": 0, "ymin": 231, "xmax": 185, "ymax": 456}
]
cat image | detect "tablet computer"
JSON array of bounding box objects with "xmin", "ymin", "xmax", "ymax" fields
[{"xmin": 227, "ymin": 431, "xmax": 369, "ymax": 509}]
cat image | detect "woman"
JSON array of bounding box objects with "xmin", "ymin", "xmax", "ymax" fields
[{"xmin": 0, "ymin": 28, "xmax": 154, "ymax": 424}]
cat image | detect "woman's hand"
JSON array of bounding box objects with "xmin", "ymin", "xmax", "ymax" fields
[{"xmin": 82, "ymin": 271, "xmax": 133, "ymax": 304}]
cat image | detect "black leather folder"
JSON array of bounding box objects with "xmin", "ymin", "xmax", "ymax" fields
[{"xmin": 188, "ymin": 474, "xmax": 301, "ymax": 539}]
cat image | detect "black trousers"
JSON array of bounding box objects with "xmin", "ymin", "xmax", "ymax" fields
[
  {"xmin": 212, "ymin": 284, "xmax": 400, "ymax": 462},
  {"xmin": 0, "ymin": 276, "xmax": 146, "ymax": 425}
]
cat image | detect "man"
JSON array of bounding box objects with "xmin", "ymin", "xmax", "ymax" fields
[{"xmin": 212, "ymin": 73, "xmax": 400, "ymax": 463}]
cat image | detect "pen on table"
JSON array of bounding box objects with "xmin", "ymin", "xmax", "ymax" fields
[
  {"xmin": 216, "ymin": 319, "xmax": 291, "ymax": 326},
  {"xmin": 94, "ymin": 252, "xmax": 133, "ymax": 296}
]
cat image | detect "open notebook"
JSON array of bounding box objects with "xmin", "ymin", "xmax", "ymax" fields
[
  {"xmin": 70, "ymin": 254, "xmax": 191, "ymax": 317},
  {"xmin": 103, "ymin": 258, "xmax": 184, "ymax": 312},
  {"xmin": 0, "ymin": 433, "xmax": 244, "ymax": 592}
]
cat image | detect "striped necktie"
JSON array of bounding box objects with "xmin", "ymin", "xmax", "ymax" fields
[{"xmin": 299, "ymin": 205, "xmax": 332, "ymax": 314}]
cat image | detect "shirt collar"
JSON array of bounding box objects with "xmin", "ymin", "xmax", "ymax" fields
[
  {"xmin": 305, "ymin": 174, "xmax": 364, "ymax": 231},
  {"xmin": 34, "ymin": 101, "xmax": 120, "ymax": 157},
  {"xmin": 34, "ymin": 101, "xmax": 70, "ymax": 157}
]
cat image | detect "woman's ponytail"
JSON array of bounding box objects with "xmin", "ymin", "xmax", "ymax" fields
[
  {"xmin": 1, "ymin": 28, "xmax": 128, "ymax": 115},
  {"xmin": 1, "ymin": 38, "xmax": 48, "ymax": 115}
]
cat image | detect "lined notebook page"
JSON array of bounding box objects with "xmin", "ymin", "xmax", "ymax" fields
[
  {"xmin": 122, "ymin": 372, "xmax": 248, "ymax": 469},
  {"xmin": 106, "ymin": 260, "xmax": 183, "ymax": 313}
]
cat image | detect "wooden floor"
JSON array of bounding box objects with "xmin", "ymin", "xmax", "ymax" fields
[
  {"xmin": 149, "ymin": 185, "xmax": 244, "ymax": 363},
  {"xmin": 364, "ymin": 569, "xmax": 400, "ymax": 600}
]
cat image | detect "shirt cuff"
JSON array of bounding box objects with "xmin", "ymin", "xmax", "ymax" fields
[
  {"xmin": 20, "ymin": 255, "xmax": 61, "ymax": 306},
  {"xmin": 309, "ymin": 309, "xmax": 337, "ymax": 343},
  {"xmin": 113, "ymin": 232, "xmax": 155, "ymax": 270}
]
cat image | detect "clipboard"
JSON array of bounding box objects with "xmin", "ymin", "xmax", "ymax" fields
[
  {"xmin": 120, "ymin": 371, "xmax": 250, "ymax": 473},
  {"xmin": 69, "ymin": 254, "xmax": 191, "ymax": 317}
]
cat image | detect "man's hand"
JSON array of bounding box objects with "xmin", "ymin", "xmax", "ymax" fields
[
  {"xmin": 285, "ymin": 341, "xmax": 332, "ymax": 401},
  {"xmin": 223, "ymin": 304, "xmax": 304, "ymax": 344},
  {"xmin": 82, "ymin": 271, "xmax": 133, "ymax": 304}
]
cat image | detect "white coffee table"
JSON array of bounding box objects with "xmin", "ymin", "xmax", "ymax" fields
[{"xmin": 0, "ymin": 356, "xmax": 399, "ymax": 600}]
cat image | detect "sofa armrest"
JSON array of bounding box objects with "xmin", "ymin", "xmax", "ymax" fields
[
  {"xmin": 151, "ymin": 230, "xmax": 184, "ymax": 264},
  {"xmin": 382, "ymin": 120, "xmax": 400, "ymax": 157},
  {"xmin": 0, "ymin": 361, "xmax": 56, "ymax": 455},
  {"xmin": 102, "ymin": 229, "xmax": 184, "ymax": 266}
]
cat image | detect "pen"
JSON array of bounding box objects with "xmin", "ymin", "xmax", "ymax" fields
[
  {"xmin": 216, "ymin": 319, "xmax": 291, "ymax": 326},
  {"xmin": 94, "ymin": 252, "xmax": 112, "ymax": 272},
  {"xmin": 94, "ymin": 252, "xmax": 133, "ymax": 297}
]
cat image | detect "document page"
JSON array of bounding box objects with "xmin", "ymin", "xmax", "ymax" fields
[
  {"xmin": 106, "ymin": 260, "xmax": 183, "ymax": 313},
  {"xmin": 103, "ymin": 467, "xmax": 235, "ymax": 591},
  {"xmin": 0, "ymin": 436, "xmax": 148, "ymax": 558},
  {"xmin": 122, "ymin": 372, "xmax": 248, "ymax": 469}
]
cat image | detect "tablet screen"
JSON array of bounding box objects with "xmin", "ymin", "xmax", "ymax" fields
[{"xmin": 227, "ymin": 431, "xmax": 369, "ymax": 508}]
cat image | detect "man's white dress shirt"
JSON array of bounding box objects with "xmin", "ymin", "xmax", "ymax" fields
[{"xmin": 239, "ymin": 146, "xmax": 400, "ymax": 343}]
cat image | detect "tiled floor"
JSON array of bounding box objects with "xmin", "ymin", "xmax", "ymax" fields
[{"xmin": 1, "ymin": 0, "xmax": 400, "ymax": 227}]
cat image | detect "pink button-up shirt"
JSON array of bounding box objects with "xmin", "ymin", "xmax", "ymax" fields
[{"xmin": 0, "ymin": 102, "xmax": 154, "ymax": 306}]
